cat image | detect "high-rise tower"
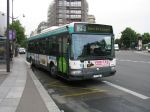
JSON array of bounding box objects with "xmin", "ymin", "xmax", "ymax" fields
[{"xmin": 47, "ymin": 0, "xmax": 88, "ymax": 27}]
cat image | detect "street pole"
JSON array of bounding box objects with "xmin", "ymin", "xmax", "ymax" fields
[
  {"xmin": 6, "ymin": 0, "xmax": 10, "ymax": 72},
  {"xmin": 69, "ymin": 0, "xmax": 71, "ymax": 23},
  {"xmin": 12, "ymin": 0, "xmax": 14, "ymax": 58}
]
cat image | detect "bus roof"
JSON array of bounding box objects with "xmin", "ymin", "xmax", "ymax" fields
[{"xmin": 28, "ymin": 22, "xmax": 113, "ymax": 41}]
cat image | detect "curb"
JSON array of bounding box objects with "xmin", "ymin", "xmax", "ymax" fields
[{"xmin": 25, "ymin": 61, "xmax": 61, "ymax": 112}]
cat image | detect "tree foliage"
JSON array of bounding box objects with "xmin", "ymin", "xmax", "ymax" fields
[
  {"xmin": 120, "ymin": 27, "xmax": 137, "ymax": 49},
  {"xmin": 9, "ymin": 20, "xmax": 26, "ymax": 47},
  {"xmin": 115, "ymin": 38, "xmax": 120, "ymax": 44},
  {"xmin": 142, "ymin": 33, "xmax": 150, "ymax": 44}
]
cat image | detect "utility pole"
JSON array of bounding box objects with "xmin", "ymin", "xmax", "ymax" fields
[
  {"xmin": 12, "ymin": 0, "xmax": 14, "ymax": 58},
  {"xmin": 6, "ymin": 0, "xmax": 10, "ymax": 72}
]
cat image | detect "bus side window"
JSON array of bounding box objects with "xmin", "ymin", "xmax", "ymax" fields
[
  {"xmin": 49, "ymin": 38, "xmax": 52, "ymax": 55},
  {"xmin": 51, "ymin": 37, "xmax": 59, "ymax": 55},
  {"xmin": 62, "ymin": 35, "xmax": 69, "ymax": 54},
  {"xmin": 39, "ymin": 39, "xmax": 43, "ymax": 54},
  {"xmin": 43, "ymin": 39, "xmax": 46, "ymax": 54}
]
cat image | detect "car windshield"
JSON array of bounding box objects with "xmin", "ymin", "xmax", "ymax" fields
[
  {"xmin": 71, "ymin": 34, "xmax": 113, "ymax": 60},
  {"xmin": 19, "ymin": 48, "xmax": 25, "ymax": 50}
]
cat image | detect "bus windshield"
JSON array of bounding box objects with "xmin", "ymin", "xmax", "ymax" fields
[{"xmin": 71, "ymin": 34, "xmax": 113, "ymax": 60}]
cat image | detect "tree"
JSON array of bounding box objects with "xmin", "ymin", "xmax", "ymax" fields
[
  {"xmin": 21, "ymin": 37, "xmax": 28, "ymax": 48},
  {"xmin": 9, "ymin": 20, "xmax": 26, "ymax": 47},
  {"xmin": 120, "ymin": 27, "xmax": 137, "ymax": 49},
  {"xmin": 115, "ymin": 38, "xmax": 120, "ymax": 44},
  {"xmin": 142, "ymin": 33, "xmax": 150, "ymax": 44}
]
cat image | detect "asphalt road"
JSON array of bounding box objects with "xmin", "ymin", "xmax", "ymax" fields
[
  {"xmin": 21, "ymin": 51, "xmax": 150, "ymax": 112},
  {"xmin": 107, "ymin": 51, "xmax": 150, "ymax": 97}
]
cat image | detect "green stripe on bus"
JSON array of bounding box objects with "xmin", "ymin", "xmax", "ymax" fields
[{"xmin": 58, "ymin": 57, "xmax": 67, "ymax": 73}]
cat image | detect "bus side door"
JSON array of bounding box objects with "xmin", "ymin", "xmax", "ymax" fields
[{"xmin": 57, "ymin": 34, "xmax": 69, "ymax": 75}]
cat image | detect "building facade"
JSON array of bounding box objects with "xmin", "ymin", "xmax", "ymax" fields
[
  {"xmin": 47, "ymin": 0, "xmax": 88, "ymax": 27},
  {"xmin": 37, "ymin": 21, "xmax": 48, "ymax": 33},
  {"xmin": 0, "ymin": 11, "xmax": 7, "ymax": 37},
  {"xmin": 88, "ymin": 15, "xmax": 95, "ymax": 23}
]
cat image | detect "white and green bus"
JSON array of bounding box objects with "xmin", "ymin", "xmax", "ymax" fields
[{"xmin": 26, "ymin": 22, "xmax": 116, "ymax": 80}]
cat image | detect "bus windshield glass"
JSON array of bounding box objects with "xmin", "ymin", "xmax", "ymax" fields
[{"xmin": 71, "ymin": 34, "xmax": 112, "ymax": 60}]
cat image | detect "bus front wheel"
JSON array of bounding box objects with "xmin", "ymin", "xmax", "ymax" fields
[{"xmin": 50, "ymin": 65, "xmax": 57, "ymax": 78}]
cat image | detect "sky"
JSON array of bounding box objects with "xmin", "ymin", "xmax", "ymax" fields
[{"xmin": 0, "ymin": 0, "xmax": 150, "ymax": 38}]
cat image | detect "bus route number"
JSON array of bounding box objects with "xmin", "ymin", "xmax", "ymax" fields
[{"xmin": 76, "ymin": 24, "xmax": 86, "ymax": 32}]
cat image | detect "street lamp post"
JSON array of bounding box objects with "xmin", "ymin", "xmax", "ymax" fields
[
  {"xmin": 12, "ymin": 0, "xmax": 13, "ymax": 25},
  {"xmin": 12, "ymin": 0, "xmax": 14, "ymax": 58},
  {"xmin": 6, "ymin": 0, "xmax": 10, "ymax": 72}
]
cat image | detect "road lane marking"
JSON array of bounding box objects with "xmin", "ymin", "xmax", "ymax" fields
[
  {"xmin": 48, "ymin": 84, "xmax": 106, "ymax": 97},
  {"xmin": 117, "ymin": 59, "xmax": 150, "ymax": 64},
  {"xmin": 47, "ymin": 84, "xmax": 104, "ymax": 91},
  {"xmin": 46, "ymin": 81, "xmax": 60, "ymax": 85},
  {"xmin": 103, "ymin": 81, "xmax": 149, "ymax": 100},
  {"xmin": 61, "ymin": 90, "xmax": 105, "ymax": 97}
]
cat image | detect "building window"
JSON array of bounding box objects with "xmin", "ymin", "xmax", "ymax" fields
[
  {"xmin": 59, "ymin": 19, "xmax": 63, "ymax": 22},
  {"xmin": 59, "ymin": 14, "xmax": 63, "ymax": 18},
  {"xmin": 70, "ymin": 10, "xmax": 81, "ymax": 14},
  {"xmin": 70, "ymin": 1, "xmax": 81, "ymax": 7}
]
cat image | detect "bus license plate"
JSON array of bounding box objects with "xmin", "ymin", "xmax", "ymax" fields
[{"xmin": 93, "ymin": 74, "xmax": 102, "ymax": 78}]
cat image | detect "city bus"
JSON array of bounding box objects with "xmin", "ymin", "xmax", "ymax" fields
[{"xmin": 26, "ymin": 22, "xmax": 116, "ymax": 80}]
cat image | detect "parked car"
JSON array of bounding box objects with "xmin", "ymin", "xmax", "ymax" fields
[
  {"xmin": 18, "ymin": 47, "xmax": 26, "ymax": 54},
  {"xmin": 114, "ymin": 44, "xmax": 119, "ymax": 51},
  {"xmin": 148, "ymin": 43, "xmax": 150, "ymax": 52}
]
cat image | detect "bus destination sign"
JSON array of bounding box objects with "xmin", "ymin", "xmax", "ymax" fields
[{"xmin": 75, "ymin": 24, "xmax": 113, "ymax": 33}]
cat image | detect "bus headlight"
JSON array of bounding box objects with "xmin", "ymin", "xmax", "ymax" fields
[{"xmin": 111, "ymin": 66, "xmax": 116, "ymax": 71}]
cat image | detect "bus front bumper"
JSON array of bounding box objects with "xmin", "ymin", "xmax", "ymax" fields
[{"xmin": 69, "ymin": 66, "xmax": 116, "ymax": 80}]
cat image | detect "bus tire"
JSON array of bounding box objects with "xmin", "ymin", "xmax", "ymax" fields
[{"xmin": 50, "ymin": 65, "xmax": 57, "ymax": 78}]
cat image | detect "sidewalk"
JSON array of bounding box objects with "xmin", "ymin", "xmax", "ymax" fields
[
  {"xmin": 0, "ymin": 57, "xmax": 61, "ymax": 112},
  {"xmin": 0, "ymin": 61, "xmax": 12, "ymax": 75}
]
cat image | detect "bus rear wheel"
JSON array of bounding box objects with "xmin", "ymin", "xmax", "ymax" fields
[{"xmin": 50, "ymin": 65, "xmax": 57, "ymax": 78}]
